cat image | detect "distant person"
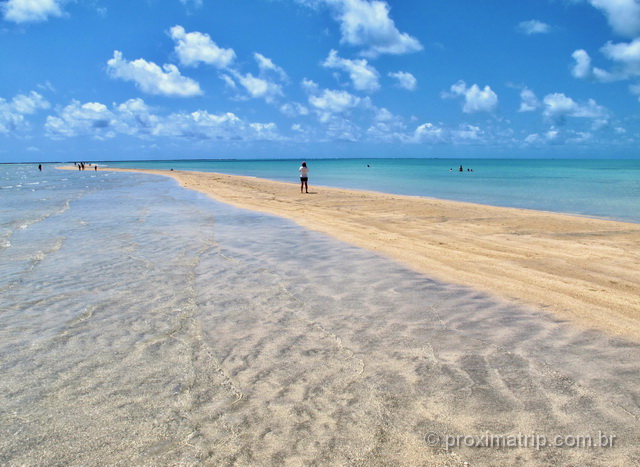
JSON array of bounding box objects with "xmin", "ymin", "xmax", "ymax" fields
[
  {"xmin": 299, "ymin": 161, "xmax": 309, "ymax": 193},
  {"xmin": 38, "ymin": 164, "xmax": 42, "ymax": 171},
  {"xmin": 94, "ymin": 165, "xmax": 98, "ymax": 171},
  {"xmin": 459, "ymin": 165, "xmax": 463, "ymax": 172}
]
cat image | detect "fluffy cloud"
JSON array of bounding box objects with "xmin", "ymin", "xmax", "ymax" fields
[
  {"xmin": 587, "ymin": 0, "xmax": 640, "ymax": 37},
  {"xmin": 600, "ymin": 38, "xmax": 640, "ymax": 78},
  {"xmin": 107, "ymin": 51, "xmax": 202, "ymax": 97},
  {"xmin": 308, "ymin": 88, "xmax": 362, "ymax": 121},
  {"xmin": 303, "ymin": 82, "xmax": 370, "ymax": 124},
  {"xmin": 0, "ymin": 91, "xmax": 50, "ymax": 134},
  {"xmin": 542, "ymin": 93, "xmax": 609, "ymax": 123},
  {"xmin": 518, "ymin": 88, "xmax": 540, "ymax": 112},
  {"xmin": 410, "ymin": 122, "xmax": 486, "ymax": 144},
  {"xmin": 302, "ymin": 0, "xmax": 422, "ymax": 57},
  {"xmin": 254, "ymin": 53, "xmax": 288, "ymax": 82},
  {"xmin": 1, "ymin": 0, "xmax": 64, "ymax": 23},
  {"xmin": 524, "ymin": 128, "xmax": 593, "ymax": 146},
  {"xmin": 43, "ymin": 98, "xmax": 283, "ymax": 141},
  {"xmin": 170, "ymin": 25, "xmax": 236, "ymax": 68},
  {"xmin": 516, "ymin": 20, "xmax": 551, "ymax": 35},
  {"xmin": 11, "ymin": 91, "xmax": 50, "ymax": 115},
  {"xmin": 280, "ymin": 102, "xmax": 310, "ymax": 118},
  {"xmin": 116, "ymin": 98, "xmax": 159, "ymax": 134},
  {"xmin": 571, "ymin": 40, "xmax": 640, "ymax": 82},
  {"xmin": 446, "ymin": 80, "xmax": 498, "ymax": 113},
  {"xmin": 322, "ymin": 49, "xmax": 380, "ymax": 92},
  {"xmin": 413, "ymin": 122, "xmax": 445, "ymax": 143},
  {"xmin": 388, "ymin": 71, "xmax": 417, "ymax": 90},
  {"xmin": 571, "ymin": 49, "xmax": 595, "ymax": 79},
  {"xmin": 156, "ymin": 111, "xmax": 282, "ymax": 141},
  {"xmin": 45, "ymin": 101, "xmax": 117, "ymax": 139},
  {"xmin": 222, "ymin": 54, "xmax": 287, "ymax": 103},
  {"xmin": 232, "ymin": 72, "xmax": 284, "ymax": 103}
]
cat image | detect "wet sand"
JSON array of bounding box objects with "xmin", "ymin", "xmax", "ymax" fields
[{"xmin": 116, "ymin": 167, "xmax": 640, "ymax": 342}]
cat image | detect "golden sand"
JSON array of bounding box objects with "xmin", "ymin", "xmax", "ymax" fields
[{"xmin": 111, "ymin": 168, "xmax": 640, "ymax": 341}]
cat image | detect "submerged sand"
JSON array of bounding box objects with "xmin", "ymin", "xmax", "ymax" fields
[
  {"xmin": 115, "ymin": 168, "xmax": 640, "ymax": 342},
  {"xmin": 34, "ymin": 166, "xmax": 639, "ymax": 466}
]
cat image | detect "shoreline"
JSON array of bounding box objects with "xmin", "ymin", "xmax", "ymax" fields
[{"xmin": 68, "ymin": 166, "xmax": 640, "ymax": 342}]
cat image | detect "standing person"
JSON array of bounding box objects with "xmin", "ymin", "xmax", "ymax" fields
[
  {"xmin": 299, "ymin": 161, "xmax": 309, "ymax": 193},
  {"xmin": 38, "ymin": 164, "xmax": 42, "ymax": 171}
]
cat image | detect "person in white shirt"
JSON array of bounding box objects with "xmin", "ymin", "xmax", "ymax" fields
[{"xmin": 299, "ymin": 161, "xmax": 309, "ymax": 193}]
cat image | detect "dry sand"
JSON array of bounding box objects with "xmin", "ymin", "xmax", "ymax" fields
[{"xmin": 115, "ymin": 167, "xmax": 640, "ymax": 343}]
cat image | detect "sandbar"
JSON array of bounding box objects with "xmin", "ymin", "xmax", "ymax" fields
[{"xmin": 104, "ymin": 167, "xmax": 640, "ymax": 343}]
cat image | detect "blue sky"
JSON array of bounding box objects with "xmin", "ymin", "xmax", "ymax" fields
[{"xmin": 1, "ymin": 0, "xmax": 640, "ymax": 162}]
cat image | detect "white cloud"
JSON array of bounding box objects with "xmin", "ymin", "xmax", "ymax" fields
[
  {"xmin": 154, "ymin": 110, "xmax": 284, "ymax": 141},
  {"xmin": 11, "ymin": 91, "xmax": 50, "ymax": 114},
  {"xmin": 524, "ymin": 127, "xmax": 594, "ymax": 146},
  {"xmin": 254, "ymin": 53, "xmax": 288, "ymax": 82},
  {"xmin": 453, "ymin": 123, "xmax": 483, "ymax": 141},
  {"xmin": 388, "ymin": 71, "xmax": 417, "ymax": 90},
  {"xmin": 43, "ymin": 98, "xmax": 284, "ymax": 141},
  {"xmin": 601, "ymin": 38, "xmax": 640, "ymax": 76},
  {"xmin": 524, "ymin": 130, "xmax": 560, "ymax": 145},
  {"xmin": 2, "ymin": 0, "xmax": 64, "ymax": 23},
  {"xmin": 542, "ymin": 93, "xmax": 609, "ymax": 122},
  {"xmin": 301, "ymin": 78, "xmax": 320, "ymax": 94},
  {"xmin": 571, "ymin": 49, "xmax": 594, "ymax": 79},
  {"xmin": 280, "ymin": 102, "xmax": 310, "ymax": 117},
  {"xmin": 410, "ymin": 122, "xmax": 486, "ymax": 144},
  {"xmin": 446, "ymin": 80, "xmax": 498, "ymax": 113},
  {"xmin": 518, "ymin": 88, "xmax": 540, "ymax": 112},
  {"xmin": 45, "ymin": 100, "xmax": 117, "ymax": 139},
  {"xmin": 587, "ymin": 0, "xmax": 640, "ymax": 37},
  {"xmin": 517, "ymin": 20, "xmax": 551, "ymax": 35},
  {"xmin": 310, "ymin": 0, "xmax": 422, "ymax": 57},
  {"xmin": 106, "ymin": 51, "xmax": 202, "ymax": 97},
  {"xmin": 219, "ymin": 74, "xmax": 237, "ymax": 89},
  {"xmin": 116, "ymin": 98, "xmax": 159, "ymax": 134},
  {"xmin": 571, "ymin": 44, "xmax": 637, "ymax": 82},
  {"xmin": 308, "ymin": 89, "xmax": 361, "ymax": 113},
  {"xmin": 413, "ymin": 122, "xmax": 445, "ymax": 143},
  {"xmin": 221, "ymin": 54, "xmax": 288, "ymax": 103},
  {"xmin": 322, "ymin": 115, "xmax": 361, "ymax": 141},
  {"xmin": 308, "ymin": 88, "xmax": 362, "ymax": 122},
  {"xmin": 232, "ymin": 72, "xmax": 284, "ymax": 103},
  {"xmin": 322, "ymin": 49, "xmax": 380, "ymax": 92},
  {"xmin": 170, "ymin": 25, "xmax": 236, "ymax": 68},
  {"xmin": 0, "ymin": 91, "xmax": 50, "ymax": 134},
  {"xmin": 374, "ymin": 107, "xmax": 394, "ymax": 122}
]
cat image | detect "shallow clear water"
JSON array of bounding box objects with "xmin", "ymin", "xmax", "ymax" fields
[
  {"xmin": 1, "ymin": 165, "xmax": 638, "ymax": 465},
  {"xmin": 104, "ymin": 158, "xmax": 640, "ymax": 223}
]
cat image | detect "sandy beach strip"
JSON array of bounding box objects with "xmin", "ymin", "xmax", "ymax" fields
[{"xmin": 104, "ymin": 167, "xmax": 640, "ymax": 342}]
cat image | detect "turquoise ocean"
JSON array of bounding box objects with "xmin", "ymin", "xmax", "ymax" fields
[
  {"xmin": 1, "ymin": 160, "xmax": 639, "ymax": 464},
  {"xmin": 105, "ymin": 158, "xmax": 640, "ymax": 223}
]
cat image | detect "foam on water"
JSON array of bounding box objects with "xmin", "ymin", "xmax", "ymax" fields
[{"xmin": 1, "ymin": 165, "xmax": 639, "ymax": 465}]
